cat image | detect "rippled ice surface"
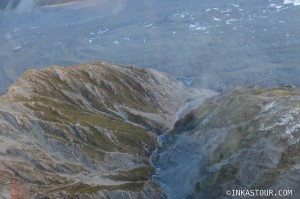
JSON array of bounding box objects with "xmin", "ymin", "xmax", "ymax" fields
[{"xmin": 0, "ymin": 0, "xmax": 300, "ymax": 93}]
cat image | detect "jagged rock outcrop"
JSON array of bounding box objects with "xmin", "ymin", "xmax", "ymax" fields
[
  {"xmin": 0, "ymin": 62, "xmax": 200, "ymax": 198},
  {"xmin": 153, "ymin": 86, "xmax": 300, "ymax": 199}
]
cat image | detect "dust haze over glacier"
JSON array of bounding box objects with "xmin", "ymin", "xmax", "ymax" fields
[{"xmin": 0, "ymin": 0, "xmax": 300, "ymax": 93}]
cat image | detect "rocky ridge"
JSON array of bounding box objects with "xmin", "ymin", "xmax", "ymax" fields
[
  {"xmin": 0, "ymin": 62, "xmax": 206, "ymax": 198},
  {"xmin": 153, "ymin": 86, "xmax": 300, "ymax": 199},
  {"xmin": 2, "ymin": 62, "xmax": 300, "ymax": 199}
]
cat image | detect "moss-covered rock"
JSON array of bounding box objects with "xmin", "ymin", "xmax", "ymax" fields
[{"xmin": 0, "ymin": 62, "xmax": 194, "ymax": 198}]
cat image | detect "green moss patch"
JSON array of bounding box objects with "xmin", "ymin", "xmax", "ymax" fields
[{"xmin": 106, "ymin": 166, "xmax": 154, "ymax": 181}]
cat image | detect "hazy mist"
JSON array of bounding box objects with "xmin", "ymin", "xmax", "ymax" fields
[{"xmin": 0, "ymin": 0, "xmax": 300, "ymax": 93}]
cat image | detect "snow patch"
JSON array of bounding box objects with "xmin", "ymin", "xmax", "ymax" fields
[
  {"xmin": 230, "ymin": 4, "xmax": 240, "ymax": 8},
  {"xmin": 278, "ymin": 113, "xmax": 294, "ymax": 126},
  {"xmin": 286, "ymin": 123, "xmax": 300, "ymax": 135},
  {"xmin": 97, "ymin": 29, "xmax": 108, "ymax": 35},
  {"xmin": 259, "ymin": 108, "xmax": 300, "ymax": 143},
  {"xmin": 14, "ymin": 45, "xmax": 22, "ymax": 51},
  {"xmin": 284, "ymin": 0, "xmax": 300, "ymax": 6},
  {"xmin": 269, "ymin": 4, "xmax": 284, "ymax": 11},
  {"xmin": 261, "ymin": 101, "xmax": 276, "ymax": 113},
  {"xmin": 226, "ymin": 18, "xmax": 238, "ymax": 24},
  {"xmin": 144, "ymin": 23, "xmax": 153, "ymax": 28},
  {"xmin": 189, "ymin": 23, "xmax": 206, "ymax": 31}
]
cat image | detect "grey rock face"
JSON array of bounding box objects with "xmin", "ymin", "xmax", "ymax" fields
[{"xmin": 153, "ymin": 87, "xmax": 300, "ymax": 199}]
